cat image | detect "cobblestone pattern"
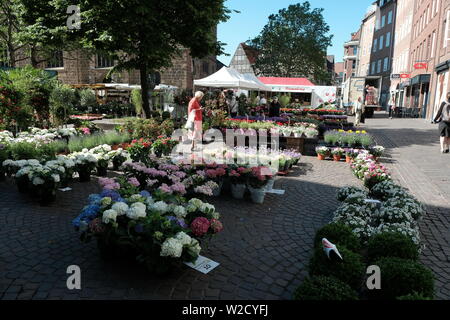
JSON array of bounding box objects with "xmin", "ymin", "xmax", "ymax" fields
[
  {"xmin": 0, "ymin": 157, "xmax": 360, "ymax": 300},
  {"xmin": 362, "ymin": 116, "xmax": 450, "ymax": 300}
]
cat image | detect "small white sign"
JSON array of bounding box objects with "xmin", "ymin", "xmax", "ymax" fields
[
  {"xmin": 364, "ymin": 199, "xmax": 382, "ymax": 205},
  {"xmin": 59, "ymin": 187, "xmax": 72, "ymax": 192},
  {"xmin": 265, "ymin": 189, "xmax": 285, "ymax": 195},
  {"xmin": 184, "ymin": 255, "xmax": 219, "ymax": 274}
]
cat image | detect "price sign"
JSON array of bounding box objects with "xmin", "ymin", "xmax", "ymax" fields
[
  {"xmin": 184, "ymin": 256, "xmax": 220, "ymax": 274},
  {"xmin": 400, "ymin": 74, "xmax": 411, "ymax": 79}
]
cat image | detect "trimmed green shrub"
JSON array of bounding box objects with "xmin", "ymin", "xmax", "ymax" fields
[
  {"xmin": 50, "ymin": 84, "xmax": 77, "ymax": 125},
  {"xmin": 371, "ymin": 257, "xmax": 434, "ymax": 300},
  {"xmin": 367, "ymin": 232, "xmax": 419, "ymax": 263},
  {"xmin": 9, "ymin": 142, "xmax": 38, "ymax": 160},
  {"xmin": 314, "ymin": 223, "xmax": 362, "ymax": 252},
  {"xmin": 293, "ymin": 276, "xmax": 359, "ymax": 300},
  {"xmin": 396, "ymin": 292, "xmax": 432, "ymax": 300},
  {"xmin": 309, "ymin": 246, "xmax": 365, "ymax": 290}
]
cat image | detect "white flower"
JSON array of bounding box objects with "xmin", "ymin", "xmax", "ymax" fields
[
  {"xmin": 200, "ymin": 203, "xmax": 215, "ymax": 214},
  {"xmin": 32, "ymin": 177, "xmax": 45, "ymax": 185},
  {"xmin": 160, "ymin": 238, "xmax": 183, "ymax": 258},
  {"xmin": 126, "ymin": 202, "xmax": 147, "ymax": 220},
  {"xmin": 101, "ymin": 197, "xmax": 112, "ymax": 207},
  {"xmin": 51, "ymin": 174, "xmax": 60, "ymax": 183},
  {"xmin": 102, "ymin": 209, "xmax": 118, "ymax": 224},
  {"xmin": 175, "ymin": 232, "xmax": 192, "ymax": 246},
  {"xmin": 187, "ymin": 239, "xmax": 201, "ymax": 256},
  {"xmin": 111, "ymin": 202, "xmax": 129, "ymax": 216},
  {"xmin": 151, "ymin": 201, "xmax": 169, "ymax": 214},
  {"xmin": 173, "ymin": 205, "xmax": 187, "ymax": 218}
]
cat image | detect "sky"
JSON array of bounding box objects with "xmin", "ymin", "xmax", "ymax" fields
[{"xmin": 217, "ymin": 0, "xmax": 372, "ymax": 65}]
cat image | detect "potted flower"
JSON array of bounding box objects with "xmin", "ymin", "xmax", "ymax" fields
[
  {"xmin": 205, "ymin": 165, "xmax": 227, "ymax": 197},
  {"xmin": 109, "ymin": 149, "xmax": 129, "ymax": 171},
  {"xmin": 247, "ymin": 166, "xmax": 272, "ymax": 204},
  {"xmin": 95, "ymin": 152, "xmax": 111, "ymax": 177},
  {"xmin": 345, "ymin": 149, "xmax": 358, "ymax": 163},
  {"xmin": 152, "ymin": 136, "xmax": 179, "ymax": 157},
  {"xmin": 331, "ymin": 147, "xmax": 345, "ymax": 162},
  {"xmin": 369, "ymin": 145, "xmax": 385, "ymax": 161},
  {"xmin": 71, "ymin": 151, "xmax": 98, "ymax": 182},
  {"xmin": 0, "ymin": 143, "xmax": 9, "ymax": 181},
  {"xmin": 127, "ymin": 138, "xmax": 153, "ymax": 164},
  {"xmin": 281, "ymin": 127, "xmax": 293, "ymax": 137},
  {"xmin": 305, "ymin": 127, "xmax": 319, "ymax": 139},
  {"xmin": 28, "ymin": 165, "xmax": 61, "ymax": 205},
  {"xmin": 315, "ymin": 146, "xmax": 330, "ymax": 161},
  {"xmin": 228, "ymin": 166, "xmax": 250, "ymax": 199}
]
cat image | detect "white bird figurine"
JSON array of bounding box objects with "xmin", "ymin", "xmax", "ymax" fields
[{"xmin": 322, "ymin": 238, "xmax": 343, "ymax": 260}]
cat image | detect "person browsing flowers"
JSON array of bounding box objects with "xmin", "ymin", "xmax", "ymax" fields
[{"xmin": 188, "ymin": 91, "xmax": 204, "ymax": 151}]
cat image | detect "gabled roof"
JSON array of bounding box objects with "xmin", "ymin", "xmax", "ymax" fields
[{"xmin": 240, "ymin": 43, "xmax": 259, "ymax": 65}]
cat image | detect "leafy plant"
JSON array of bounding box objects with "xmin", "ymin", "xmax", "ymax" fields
[
  {"xmin": 370, "ymin": 257, "xmax": 434, "ymax": 300},
  {"xmin": 293, "ymin": 276, "xmax": 358, "ymax": 300},
  {"xmin": 131, "ymin": 88, "xmax": 143, "ymax": 116},
  {"xmin": 314, "ymin": 223, "xmax": 362, "ymax": 252},
  {"xmin": 50, "ymin": 84, "xmax": 77, "ymax": 125},
  {"xmin": 367, "ymin": 232, "xmax": 419, "ymax": 263},
  {"xmin": 309, "ymin": 246, "xmax": 365, "ymax": 290},
  {"xmin": 79, "ymin": 89, "xmax": 97, "ymax": 108}
]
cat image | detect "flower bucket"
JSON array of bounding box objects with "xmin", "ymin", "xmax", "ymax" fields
[
  {"xmin": 96, "ymin": 166, "xmax": 108, "ymax": 177},
  {"xmin": 248, "ymin": 186, "xmax": 266, "ymax": 204},
  {"xmin": 294, "ymin": 133, "xmax": 303, "ymax": 138},
  {"xmin": 265, "ymin": 178, "xmax": 275, "ymax": 191},
  {"xmin": 78, "ymin": 171, "xmax": 91, "ymax": 183},
  {"xmin": 231, "ymin": 183, "xmax": 246, "ymax": 199},
  {"xmin": 333, "ymin": 155, "xmax": 342, "ymax": 162},
  {"xmin": 317, "ymin": 154, "xmax": 326, "ymax": 161},
  {"xmin": 212, "ymin": 180, "xmax": 223, "ymax": 197}
]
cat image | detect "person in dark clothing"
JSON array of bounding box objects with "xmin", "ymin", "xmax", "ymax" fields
[
  {"xmin": 433, "ymin": 92, "xmax": 450, "ymax": 153},
  {"xmin": 363, "ymin": 85, "xmax": 370, "ymax": 104},
  {"xmin": 269, "ymin": 96, "xmax": 281, "ymax": 118}
]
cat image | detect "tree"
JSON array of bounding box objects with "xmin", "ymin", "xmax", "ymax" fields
[
  {"xmin": 248, "ymin": 2, "xmax": 333, "ymax": 84},
  {"xmin": 19, "ymin": 0, "xmax": 231, "ymax": 118}
]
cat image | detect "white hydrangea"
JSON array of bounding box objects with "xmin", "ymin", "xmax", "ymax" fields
[
  {"xmin": 173, "ymin": 205, "xmax": 187, "ymax": 218},
  {"xmin": 101, "ymin": 197, "xmax": 112, "ymax": 207},
  {"xmin": 151, "ymin": 201, "xmax": 169, "ymax": 214},
  {"xmin": 51, "ymin": 174, "xmax": 60, "ymax": 183},
  {"xmin": 175, "ymin": 232, "xmax": 192, "ymax": 246},
  {"xmin": 200, "ymin": 203, "xmax": 215, "ymax": 214},
  {"xmin": 126, "ymin": 202, "xmax": 147, "ymax": 220},
  {"xmin": 160, "ymin": 238, "xmax": 183, "ymax": 258},
  {"xmin": 187, "ymin": 238, "xmax": 202, "ymax": 256},
  {"xmin": 102, "ymin": 209, "xmax": 118, "ymax": 224},
  {"xmin": 32, "ymin": 177, "xmax": 45, "ymax": 186},
  {"xmin": 111, "ymin": 202, "xmax": 129, "ymax": 216}
]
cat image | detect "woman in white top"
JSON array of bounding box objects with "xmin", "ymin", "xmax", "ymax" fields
[{"xmin": 353, "ymin": 97, "xmax": 364, "ymax": 127}]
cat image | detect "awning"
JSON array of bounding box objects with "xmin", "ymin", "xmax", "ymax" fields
[
  {"xmin": 258, "ymin": 77, "xmax": 315, "ymax": 93},
  {"xmin": 194, "ymin": 67, "xmax": 266, "ymax": 90},
  {"xmin": 411, "ymin": 74, "xmax": 431, "ymax": 85},
  {"xmin": 436, "ymin": 60, "xmax": 450, "ymax": 73}
]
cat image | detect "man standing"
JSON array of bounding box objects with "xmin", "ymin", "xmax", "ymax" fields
[{"xmin": 269, "ymin": 96, "xmax": 281, "ymax": 118}]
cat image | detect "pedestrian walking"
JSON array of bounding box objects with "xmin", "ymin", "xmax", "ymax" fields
[
  {"xmin": 353, "ymin": 97, "xmax": 364, "ymax": 127},
  {"xmin": 230, "ymin": 93, "xmax": 238, "ymax": 118},
  {"xmin": 432, "ymin": 92, "xmax": 450, "ymax": 153},
  {"xmin": 388, "ymin": 93, "xmax": 396, "ymax": 119},
  {"xmin": 187, "ymin": 91, "xmax": 204, "ymax": 151}
]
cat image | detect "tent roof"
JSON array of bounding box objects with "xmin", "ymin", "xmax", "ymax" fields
[
  {"xmin": 258, "ymin": 77, "xmax": 315, "ymax": 86},
  {"xmin": 194, "ymin": 67, "xmax": 265, "ymax": 90}
]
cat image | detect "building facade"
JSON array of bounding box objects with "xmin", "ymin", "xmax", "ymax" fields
[
  {"xmin": 358, "ymin": 4, "xmax": 377, "ymax": 77},
  {"xmin": 343, "ymin": 30, "xmax": 361, "ymax": 83},
  {"xmin": 390, "ymin": 0, "xmax": 414, "ymax": 109},
  {"xmin": 368, "ymin": 0, "xmax": 397, "ymax": 108},
  {"xmin": 229, "ymin": 43, "xmax": 258, "ymax": 75}
]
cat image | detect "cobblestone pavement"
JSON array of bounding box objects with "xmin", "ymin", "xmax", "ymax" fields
[
  {"xmin": 360, "ymin": 114, "xmax": 450, "ymax": 300},
  {"xmin": 0, "ymin": 157, "xmax": 361, "ymax": 300}
]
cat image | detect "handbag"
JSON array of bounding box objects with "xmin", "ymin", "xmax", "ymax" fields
[{"xmin": 184, "ymin": 110, "xmax": 195, "ymax": 131}]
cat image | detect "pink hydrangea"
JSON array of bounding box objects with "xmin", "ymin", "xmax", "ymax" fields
[
  {"xmin": 210, "ymin": 219, "xmax": 223, "ymax": 233},
  {"xmin": 191, "ymin": 217, "xmax": 210, "ymax": 237},
  {"xmin": 128, "ymin": 177, "xmax": 140, "ymax": 187},
  {"xmin": 171, "ymin": 182, "xmax": 186, "ymax": 195},
  {"xmin": 158, "ymin": 183, "xmax": 173, "ymax": 194}
]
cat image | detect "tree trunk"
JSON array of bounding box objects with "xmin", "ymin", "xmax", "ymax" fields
[
  {"xmin": 30, "ymin": 46, "xmax": 39, "ymax": 68},
  {"xmin": 7, "ymin": 44, "xmax": 16, "ymax": 67},
  {"xmin": 140, "ymin": 64, "xmax": 151, "ymax": 119}
]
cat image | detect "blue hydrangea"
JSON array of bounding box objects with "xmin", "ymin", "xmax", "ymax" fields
[
  {"xmin": 140, "ymin": 190, "xmax": 151, "ymax": 198},
  {"xmin": 88, "ymin": 194, "xmax": 102, "ymax": 205},
  {"xmin": 100, "ymin": 190, "xmax": 121, "ymax": 201},
  {"xmin": 166, "ymin": 216, "xmax": 188, "ymax": 229},
  {"xmin": 72, "ymin": 204, "xmax": 101, "ymax": 227}
]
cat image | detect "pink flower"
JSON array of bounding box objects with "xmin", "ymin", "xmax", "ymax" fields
[
  {"xmin": 128, "ymin": 177, "xmax": 140, "ymax": 187},
  {"xmin": 158, "ymin": 183, "xmax": 173, "ymax": 194},
  {"xmin": 191, "ymin": 217, "xmax": 210, "ymax": 237},
  {"xmin": 170, "ymin": 182, "xmax": 186, "ymax": 195},
  {"xmin": 210, "ymin": 219, "xmax": 223, "ymax": 233},
  {"xmin": 81, "ymin": 127, "xmax": 91, "ymax": 135}
]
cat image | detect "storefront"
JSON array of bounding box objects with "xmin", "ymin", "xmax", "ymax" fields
[
  {"xmin": 409, "ymin": 74, "xmax": 431, "ymax": 118},
  {"xmin": 434, "ymin": 60, "xmax": 450, "ymax": 118}
]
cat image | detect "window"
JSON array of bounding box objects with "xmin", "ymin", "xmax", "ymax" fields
[
  {"xmin": 46, "ymin": 51, "xmax": 64, "ymax": 68},
  {"xmin": 371, "ymin": 62, "xmax": 376, "ymax": 75},
  {"xmin": 373, "ymin": 39, "xmax": 378, "ymax": 52},
  {"xmin": 96, "ymin": 55, "xmax": 115, "ymax": 68},
  {"xmin": 431, "ymin": 30, "xmax": 436, "ymax": 57},
  {"xmin": 383, "ymin": 57, "xmax": 390, "ymax": 72},
  {"xmin": 377, "ymin": 60, "xmax": 382, "ymax": 73},
  {"xmin": 386, "ymin": 32, "xmax": 391, "ymax": 47},
  {"xmin": 381, "ymin": 15, "xmax": 386, "ymax": 28},
  {"xmin": 388, "ymin": 11, "xmax": 393, "ymax": 24},
  {"xmin": 379, "ymin": 35, "xmax": 384, "ymax": 50},
  {"xmin": 352, "ymin": 60, "xmax": 356, "ymax": 69}
]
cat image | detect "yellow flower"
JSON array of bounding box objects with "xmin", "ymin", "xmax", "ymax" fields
[
  {"xmin": 338, "ymin": 129, "xmax": 345, "ymax": 132},
  {"xmin": 356, "ymin": 131, "xmax": 361, "ymax": 134},
  {"xmin": 347, "ymin": 130, "xmax": 353, "ymax": 133},
  {"xmin": 362, "ymin": 130, "xmax": 367, "ymax": 134}
]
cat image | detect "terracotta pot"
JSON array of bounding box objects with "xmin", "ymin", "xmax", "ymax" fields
[
  {"xmin": 317, "ymin": 154, "xmax": 326, "ymax": 161},
  {"xmin": 333, "ymin": 155, "xmax": 342, "ymax": 162},
  {"xmin": 346, "ymin": 156, "xmax": 352, "ymax": 163}
]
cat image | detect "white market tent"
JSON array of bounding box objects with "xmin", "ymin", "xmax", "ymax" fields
[{"xmin": 194, "ymin": 67, "xmax": 269, "ymax": 91}]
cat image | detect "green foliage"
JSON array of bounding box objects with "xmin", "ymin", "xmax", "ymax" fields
[
  {"xmin": 68, "ymin": 132, "xmax": 130, "ymax": 153},
  {"xmin": 131, "ymin": 89, "xmax": 143, "ymax": 116},
  {"xmin": 279, "ymin": 94, "xmax": 291, "ymax": 107},
  {"xmin": 371, "ymin": 257, "xmax": 435, "ymax": 300},
  {"xmin": 314, "ymin": 223, "xmax": 361, "ymax": 252},
  {"xmin": 8, "ymin": 141, "xmax": 62, "ymax": 161},
  {"xmin": 248, "ymin": 2, "xmax": 333, "ymax": 83},
  {"xmin": 309, "ymin": 246, "xmax": 365, "ymax": 290},
  {"xmin": 50, "ymin": 84, "xmax": 77, "ymax": 125},
  {"xmin": 293, "ymin": 276, "xmax": 359, "ymax": 300},
  {"xmin": 79, "ymin": 89, "xmax": 97, "ymax": 108},
  {"xmin": 367, "ymin": 232, "xmax": 419, "ymax": 263},
  {"xmin": 396, "ymin": 292, "xmax": 432, "ymax": 300},
  {"xmin": 119, "ymin": 118, "xmax": 172, "ymax": 140}
]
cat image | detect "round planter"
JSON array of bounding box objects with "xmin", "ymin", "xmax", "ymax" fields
[
  {"xmin": 248, "ymin": 186, "xmax": 266, "ymax": 204},
  {"xmin": 231, "ymin": 183, "xmax": 246, "ymax": 199},
  {"xmin": 78, "ymin": 171, "xmax": 91, "ymax": 183},
  {"xmin": 96, "ymin": 166, "xmax": 108, "ymax": 177},
  {"xmin": 345, "ymin": 156, "xmax": 352, "ymax": 163},
  {"xmin": 212, "ymin": 180, "xmax": 223, "ymax": 197},
  {"xmin": 317, "ymin": 154, "xmax": 326, "ymax": 161},
  {"xmin": 333, "ymin": 155, "xmax": 342, "ymax": 162}
]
